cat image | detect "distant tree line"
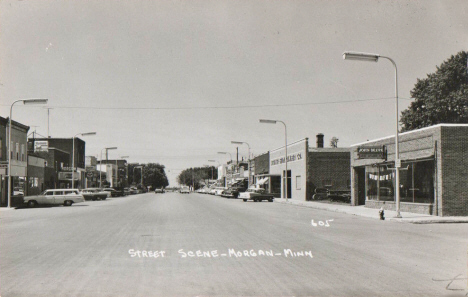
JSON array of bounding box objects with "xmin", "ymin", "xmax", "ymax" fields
[
  {"xmin": 177, "ymin": 166, "xmax": 217, "ymax": 189},
  {"xmin": 128, "ymin": 163, "xmax": 169, "ymax": 190}
]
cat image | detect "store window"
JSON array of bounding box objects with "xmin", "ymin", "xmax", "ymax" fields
[
  {"xmin": 296, "ymin": 175, "xmax": 301, "ymax": 190},
  {"xmin": 21, "ymin": 144, "xmax": 25, "ymax": 161},
  {"xmin": 366, "ymin": 160, "xmax": 434, "ymax": 204}
]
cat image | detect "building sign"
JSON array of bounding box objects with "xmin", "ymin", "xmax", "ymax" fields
[
  {"xmin": 271, "ymin": 152, "xmax": 303, "ymax": 167},
  {"xmin": 58, "ymin": 172, "xmax": 79, "ymax": 181},
  {"xmin": 357, "ymin": 146, "xmax": 386, "ymax": 159},
  {"xmin": 34, "ymin": 140, "xmax": 49, "ymax": 152}
]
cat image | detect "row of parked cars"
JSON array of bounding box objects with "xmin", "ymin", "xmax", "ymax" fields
[
  {"xmin": 22, "ymin": 186, "xmax": 145, "ymax": 207},
  {"xmin": 195, "ymin": 180, "xmax": 275, "ymax": 202}
]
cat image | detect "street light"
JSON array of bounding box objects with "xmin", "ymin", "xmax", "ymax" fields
[
  {"xmin": 99, "ymin": 147, "xmax": 117, "ymax": 188},
  {"xmin": 217, "ymin": 151, "xmax": 232, "ymax": 163},
  {"xmin": 72, "ymin": 132, "xmax": 96, "ymax": 189},
  {"xmin": 231, "ymin": 141, "xmax": 252, "ymax": 187},
  {"xmin": 7, "ymin": 98, "xmax": 48, "ymax": 208},
  {"xmin": 259, "ymin": 119, "xmax": 288, "ymax": 200},
  {"xmin": 343, "ymin": 51, "xmax": 401, "ymax": 218}
]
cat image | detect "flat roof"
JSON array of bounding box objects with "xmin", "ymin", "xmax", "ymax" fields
[
  {"xmin": 309, "ymin": 147, "xmax": 350, "ymax": 153},
  {"xmin": 351, "ymin": 124, "xmax": 468, "ymax": 147}
]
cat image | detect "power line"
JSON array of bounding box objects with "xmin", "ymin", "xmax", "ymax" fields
[{"xmin": 0, "ymin": 96, "xmax": 413, "ymax": 111}]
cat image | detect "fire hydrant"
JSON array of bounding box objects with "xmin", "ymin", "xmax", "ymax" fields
[{"xmin": 379, "ymin": 207, "xmax": 385, "ymax": 220}]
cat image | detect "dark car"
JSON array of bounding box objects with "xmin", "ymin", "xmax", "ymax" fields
[
  {"xmin": 106, "ymin": 187, "xmax": 127, "ymax": 197},
  {"xmin": 222, "ymin": 179, "xmax": 248, "ymax": 199}
]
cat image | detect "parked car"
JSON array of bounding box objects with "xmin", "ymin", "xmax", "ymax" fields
[
  {"xmin": 13, "ymin": 187, "xmax": 24, "ymax": 196},
  {"xmin": 23, "ymin": 189, "xmax": 84, "ymax": 207},
  {"xmin": 81, "ymin": 188, "xmax": 109, "ymax": 201},
  {"xmin": 180, "ymin": 186, "xmax": 190, "ymax": 194},
  {"xmin": 222, "ymin": 179, "xmax": 249, "ymax": 198},
  {"xmin": 154, "ymin": 188, "xmax": 165, "ymax": 194},
  {"xmin": 103, "ymin": 188, "xmax": 125, "ymax": 197},
  {"xmin": 214, "ymin": 187, "xmax": 228, "ymax": 196},
  {"xmin": 239, "ymin": 187, "xmax": 274, "ymax": 202}
]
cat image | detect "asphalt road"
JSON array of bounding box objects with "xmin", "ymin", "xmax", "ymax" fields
[{"xmin": 0, "ymin": 192, "xmax": 467, "ymax": 297}]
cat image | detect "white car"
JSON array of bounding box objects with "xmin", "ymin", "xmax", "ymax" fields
[
  {"xmin": 180, "ymin": 186, "xmax": 190, "ymax": 194},
  {"xmin": 24, "ymin": 189, "xmax": 85, "ymax": 207},
  {"xmin": 238, "ymin": 187, "xmax": 274, "ymax": 202},
  {"xmin": 214, "ymin": 187, "xmax": 227, "ymax": 196}
]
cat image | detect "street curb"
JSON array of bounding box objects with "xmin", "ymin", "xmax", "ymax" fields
[{"xmin": 274, "ymin": 199, "xmax": 468, "ymax": 224}]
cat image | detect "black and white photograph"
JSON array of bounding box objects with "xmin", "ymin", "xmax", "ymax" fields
[{"xmin": 0, "ymin": 1, "xmax": 467, "ymax": 296}]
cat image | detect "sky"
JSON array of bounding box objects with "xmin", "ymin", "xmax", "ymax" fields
[{"xmin": 1, "ymin": 0, "xmax": 467, "ymax": 186}]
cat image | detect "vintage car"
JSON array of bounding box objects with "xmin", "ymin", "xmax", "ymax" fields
[
  {"xmin": 180, "ymin": 186, "xmax": 190, "ymax": 194},
  {"xmin": 154, "ymin": 188, "xmax": 165, "ymax": 194},
  {"xmin": 238, "ymin": 187, "xmax": 274, "ymax": 202},
  {"xmin": 103, "ymin": 188, "xmax": 125, "ymax": 197},
  {"xmin": 81, "ymin": 188, "xmax": 109, "ymax": 200},
  {"xmin": 23, "ymin": 189, "xmax": 84, "ymax": 207},
  {"xmin": 221, "ymin": 180, "xmax": 248, "ymax": 198},
  {"xmin": 214, "ymin": 187, "xmax": 228, "ymax": 196}
]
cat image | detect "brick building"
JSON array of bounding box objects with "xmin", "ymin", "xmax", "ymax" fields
[
  {"xmin": 350, "ymin": 124, "xmax": 468, "ymax": 216},
  {"xmin": 28, "ymin": 138, "xmax": 86, "ymax": 188},
  {"xmin": 0, "ymin": 116, "xmax": 30, "ymax": 207},
  {"xmin": 254, "ymin": 136, "xmax": 351, "ymax": 200}
]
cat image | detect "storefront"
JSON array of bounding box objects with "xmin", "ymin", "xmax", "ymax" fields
[
  {"xmin": 255, "ymin": 135, "xmax": 351, "ymax": 201},
  {"xmin": 351, "ymin": 124, "xmax": 468, "ymax": 216},
  {"xmin": 269, "ymin": 138, "xmax": 308, "ymax": 200}
]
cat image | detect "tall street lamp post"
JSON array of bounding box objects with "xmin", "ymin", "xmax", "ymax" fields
[
  {"xmin": 259, "ymin": 119, "xmax": 288, "ymax": 200},
  {"xmin": 343, "ymin": 51, "xmax": 401, "ymax": 218},
  {"xmin": 72, "ymin": 132, "xmax": 96, "ymax": 189},
  {"xmin": 8, "ymin": 99, "xmax": 48, "ymax": 208},
  {"xmin": 208, "ymin": 159, "xmax": 220, "ymax": 184},
  {"xmin": 231, "ymin": 141, "xmax": 251, "ymax": 186},
  {"xmin": 217, "ymin": 152, "xmax": 232, "ymax": 163},
  {"xmin": 218, "ymin": 151, "xmax": 233, "ymax": 187},
  {"xmin": 99, "ymin": 147, "xmax": 117, "ymax": 188}
]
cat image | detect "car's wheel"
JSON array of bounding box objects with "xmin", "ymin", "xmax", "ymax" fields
[
  {"xmin": 64, "ymin": 200, "xmax": 73, "ymax": 206},
  {"xmin": 243, "ymin": 199, "xmax": 247, "ymax": 202},
  {"xmin": 27, "ymin": 200, "xmax": 37, "ymax": 208},
  {"xmin": 101, "ymin": 197, "xmax": 106, "ymax": 200},
  {"xmin": 92, "ymin": 198, "xmax": 96, "ymax": 201},
  {"xmin": 268, "ymin": 198, "xmax": 273, "ymax": 202}
]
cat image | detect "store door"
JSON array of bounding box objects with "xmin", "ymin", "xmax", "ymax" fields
[{"xmin": 356, "ymin": 168, "xmax": 366, "ymax": 205}]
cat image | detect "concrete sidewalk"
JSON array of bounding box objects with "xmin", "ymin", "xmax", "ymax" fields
[{"xmin": 274, "ymin": 198, "xmax": 468, "ymax": 224}]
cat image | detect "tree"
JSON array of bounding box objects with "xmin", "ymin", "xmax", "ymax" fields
[
  {"xmin": 400, "ymin": 51, "xmax": 468, "ymax": 132},
  {"xmin": 142, "ymin": 163, "xmax": 169, "ymax": 189},
  {"xmin": 330, "ymin": 137, "xmax": 339, "ymax": 148},
  {"xmin": 128, "ymin": 163, "xmax": 169, "ymax": 189},
  {"xmin": 177, "ymin": 166, "xmax": 215, "ymax": 189}
]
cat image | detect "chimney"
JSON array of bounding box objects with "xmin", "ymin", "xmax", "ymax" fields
[{"xmin": 316, "ymin": 133, "xmax": 324, "ymax": 148}]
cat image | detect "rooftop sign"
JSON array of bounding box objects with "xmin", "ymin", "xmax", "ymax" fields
[{"xmin": 357, "ymin": 146, "xmax": 386, "ymax": 159}]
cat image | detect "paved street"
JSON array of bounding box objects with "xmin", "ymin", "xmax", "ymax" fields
[{"xmin": 1, "ymin": 192, "xmax": 467, "ymax": 297}]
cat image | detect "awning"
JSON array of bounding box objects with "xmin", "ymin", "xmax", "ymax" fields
[{"xmin": 256, "ymin": 177, "xmax": 269, "ymax": 185}]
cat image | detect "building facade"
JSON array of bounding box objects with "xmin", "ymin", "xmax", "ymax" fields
[
  {"xmin": 350, "ymin": 124, "xmax": 468, "ymax": 216},
  {"xmin": 254, "ymin": 135, "xmax": 350, "ymax": 201},
  {"xmin": 0, "ymin": 117, "xmax": 30, "ymax": 207},
  {"xmin": 28, "ymin": 138, "xmax": 86, "ymax": 189}
]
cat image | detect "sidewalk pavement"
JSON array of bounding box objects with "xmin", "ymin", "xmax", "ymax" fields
[{"xmin": 274, "ymin": 198, "xmax": 468, "ymax": 224}]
